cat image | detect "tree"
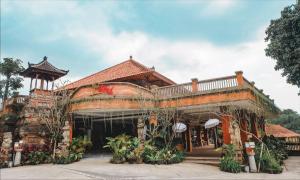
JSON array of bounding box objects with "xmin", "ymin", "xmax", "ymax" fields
[
  {"xmin": 38, "ymin": 81, "xmax": 71, "ymax": 158},
  {"xmin": 0, "ymin": 58, "xmax": 25, "ymax": 102},
  {"xmin": 265, "ymin": 2, "xmax": 300, "ymax": 92},
  {"xmin": 269, "ymin": 109, "xmax": 300, "ymax": 133}
]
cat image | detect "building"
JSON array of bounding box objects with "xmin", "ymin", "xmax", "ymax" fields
[
  {"xmin": 265, "ymin": 124, "xmax": 300, "ymax": 155},
  {"xmin": 1, "ymin": 56, "xmax": 279, "ymax": 159}
]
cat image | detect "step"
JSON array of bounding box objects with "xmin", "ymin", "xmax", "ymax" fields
[
  {"xmin": 183, "ymin": 160, "xmax": 220, "ymax": 166},
  {"xmin": 185, "ymin": 156, "xmax": 221, "ymax": 161}
]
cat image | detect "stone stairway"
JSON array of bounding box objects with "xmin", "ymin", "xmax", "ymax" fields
[{"xmin": 183, "ymin": 156, "xmax": 221, "ymax": 166}]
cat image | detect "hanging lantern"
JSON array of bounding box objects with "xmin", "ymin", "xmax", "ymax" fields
[
  {"xmin": 172, "ymin": 123, "xmax": 187, "ymax": 133},
  {"xmin": 204, "ymin": 119, "xmax": 220, "ymax": 129}
]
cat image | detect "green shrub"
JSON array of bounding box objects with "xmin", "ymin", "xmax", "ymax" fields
[
  {"xmin": 54, "ymin": 137, "xmax": 92, "ymax": 164},
  {"xmin": 26, "ymin": 151, "xmax": 52, "ymax": 165},
  {"xmin": 219, "ymin": 144, "xmax": 241, "ymax": 173},
  {"xmin": 104, "ymin": 135, "xmax": 185, "ymax": 164},
  {"xmin": 142, "ymin": 143, "xmax": 184, "ymax": 164},
  {"xmin": 220, "ymin": 156, "xmax": 242, "ymax": 173},
  {"xmin": 103, "ymin": 134, "xmax": 132, "ymax": 164},
  {"xmin": 262, "ymin": 135, "xmax": 288, "ymax": 165},
  {"xmin": 255, "ymin": 143, "xmax": 283, "ymax": 174},
  {"xmin": 126, "ymin": 138, "xmax": 144, "ymax": 164}
]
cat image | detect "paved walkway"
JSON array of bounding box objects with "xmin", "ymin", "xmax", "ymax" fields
[{"xmin": 1, "ymin": 155, "xmax": 299, "ymax": 180}]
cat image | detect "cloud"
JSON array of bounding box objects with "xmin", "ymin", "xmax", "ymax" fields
[
  {"xmin": 2, "ymin": 0, "xmax": 300, "ymax": 112},
  {"xmin": 204, "ymin": 0, "xmax": 237, "ymax": 15},
  {"xmin": 67, "ymin": 25, "xmax": 300, "ymax": 112},
  {"xmin": 178, "ymin": 0, "xmax": 238, "ymax": 16}
]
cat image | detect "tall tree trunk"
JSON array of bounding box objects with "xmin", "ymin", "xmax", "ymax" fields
[{"xmin": 3, "ymin": 76, "xmax": 10, "ymax": 101}]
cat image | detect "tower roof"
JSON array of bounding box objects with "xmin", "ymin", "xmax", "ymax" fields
[
  {"xmin": 64, "ymin": 57, "xmax": 175, "ymax": 90},
  {"xmin": 20, "ymin": 56, "xmax": 68, "ymax": 81}
]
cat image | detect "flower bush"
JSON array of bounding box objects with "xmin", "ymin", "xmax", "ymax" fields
[{"xmin": 21, "ymin": 144, "xmax": 52, "ymax": 165}]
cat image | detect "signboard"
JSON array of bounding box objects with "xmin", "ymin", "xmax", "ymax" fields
[{"xmin": 98, "ymin": 85, "xmax": 114, "ymax": 95}]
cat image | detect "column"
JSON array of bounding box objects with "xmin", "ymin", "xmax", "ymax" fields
[
  {"xmin": 46, "ymin": 80, "xmax": 49, "ymax": 90},
  {"xmin": 186, "ymin": 123, "xmax": 192, "ymax": 152},
  {"xmin": 250, "ymin": 114, "xmax": 259, "ymax": 139},
  {"xmin": 240, "ymin": 118, "xmax": 248, "ymax": 144},
  {"xmin": 235, "ymin": 71, "xmax": 244, "ymax": 87},
  {"xmin": 29, "ymin": 78, "xmax": 33, "ymax": 91},
  {"xmin": 40, "ymin": 79, "xmax": 44, "ymax": 90},
  {"xmin": 69, "ymin": 115, "xmax": 73, "ymax": 143},
  {"xmin": 34, "ymin": 74, "xmax": 39, "ymax": 89},
  {"xmin": 52, "ymin": 81, "xmax": 55, "ymax": 91},
  {"xmin": 196, "ymin": 126, "xmax": 201, "ymax": 146},
  {"xmin": 191, "ymin": 78, "xmax": 198, "ymax": 92},
  {"xmin": 221, "ymin": 115, "xmax": 231, "ymax": 144}
]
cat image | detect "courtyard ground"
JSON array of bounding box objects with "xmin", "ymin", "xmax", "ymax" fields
[{"xmin": 0, "ymin": 155, "xmax": 299, "ymax": 180}]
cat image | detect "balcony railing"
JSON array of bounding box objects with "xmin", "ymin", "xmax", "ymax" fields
[
  {"xmin": 6, "ymin": 95, "xmax": 28, "ymax": 105},
  {"xmin": 154, "ymin": 75, "xmax": 238, "ymax": 98},
  {"xmin": 153, "ymin": 71, "xmax": 274, "ymax": 107}
]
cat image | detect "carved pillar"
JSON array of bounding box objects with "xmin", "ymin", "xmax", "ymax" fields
[
  {"xmin": 0, "ymin": 132, "xmax": 13, "ymax": 165},
  {"xmin": 137, "ymin": 118, "xmax": 145, "ymax": 142},
  {"xmin": 221, "ymin": 115, "xmax": 231, "ymax": 144}
]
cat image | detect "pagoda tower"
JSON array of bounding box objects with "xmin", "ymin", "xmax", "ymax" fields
[{"xmin": 20, "ymin": 56, "xmax": 68, "ymax": 94}]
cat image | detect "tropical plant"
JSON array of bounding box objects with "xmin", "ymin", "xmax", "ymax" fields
[
  {"xmin": 126, "ymin": 137, "xmax": 144, "ymax": 163},
  {"xmin": 255, "ymin": 142, "xmax": 283, "ymax": 174},
  {"xmin": 142, "ymin": 141, "xmax": 184, "ymax": 164},
  {"xmin": 53, "ymin": 137, "xmax": 92, "ymax": 164},
  {"xmin": 219, "ymin": 144, "xmax": 242, "ymax": 173},
  {"xmin": 220, "ymin": 156, "xmax": 242, "ymax": 173},
  {"xmin": 103, "ymin": 134, "xmax": 132, "ymax": 163},
  {"xmin": 262, "ymin": 135, "xmax": 288, "ymax": 164}
]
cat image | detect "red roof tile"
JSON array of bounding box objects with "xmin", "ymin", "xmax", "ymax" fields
[
  {"xmin": 64, "ymin": 58, "xmax": 175, "ymax": 90},
  {"xmin": 265, "ymin": 124, "xmax": 300, "ymax": 138}
]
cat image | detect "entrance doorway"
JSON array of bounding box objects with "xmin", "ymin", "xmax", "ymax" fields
[{"xmin": 73, "ymin": 118, "xmax": 138, "ymax": 153}]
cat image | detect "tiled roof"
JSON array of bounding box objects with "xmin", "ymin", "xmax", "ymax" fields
[
  {"xmin": 29, "ymin": 58, "xmax": 68, "ymax": 75},
  {"xmin": 64, "ymin": 58, "xmax": 175, "ymax": 90},
  {"xmin": 265, "ymin": 124, "xmax": 300, "ymax": 138},
  {"xmin": 20, "ymin": 56, "xmax": 68, "ymax": 79}
]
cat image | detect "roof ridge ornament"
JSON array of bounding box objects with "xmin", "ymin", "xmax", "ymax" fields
[
  {"xmin": 43, "ymin": 56, "xmax": 47, "ymax": 61},
  {"xmin": 129, "ymin": 55, "xmax": 133, "ymax": 60}
]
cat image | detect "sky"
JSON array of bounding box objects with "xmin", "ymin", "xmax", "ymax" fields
[{"xmin": 1, "ymin": 0, "xmax": 299, "ymax": 112}]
